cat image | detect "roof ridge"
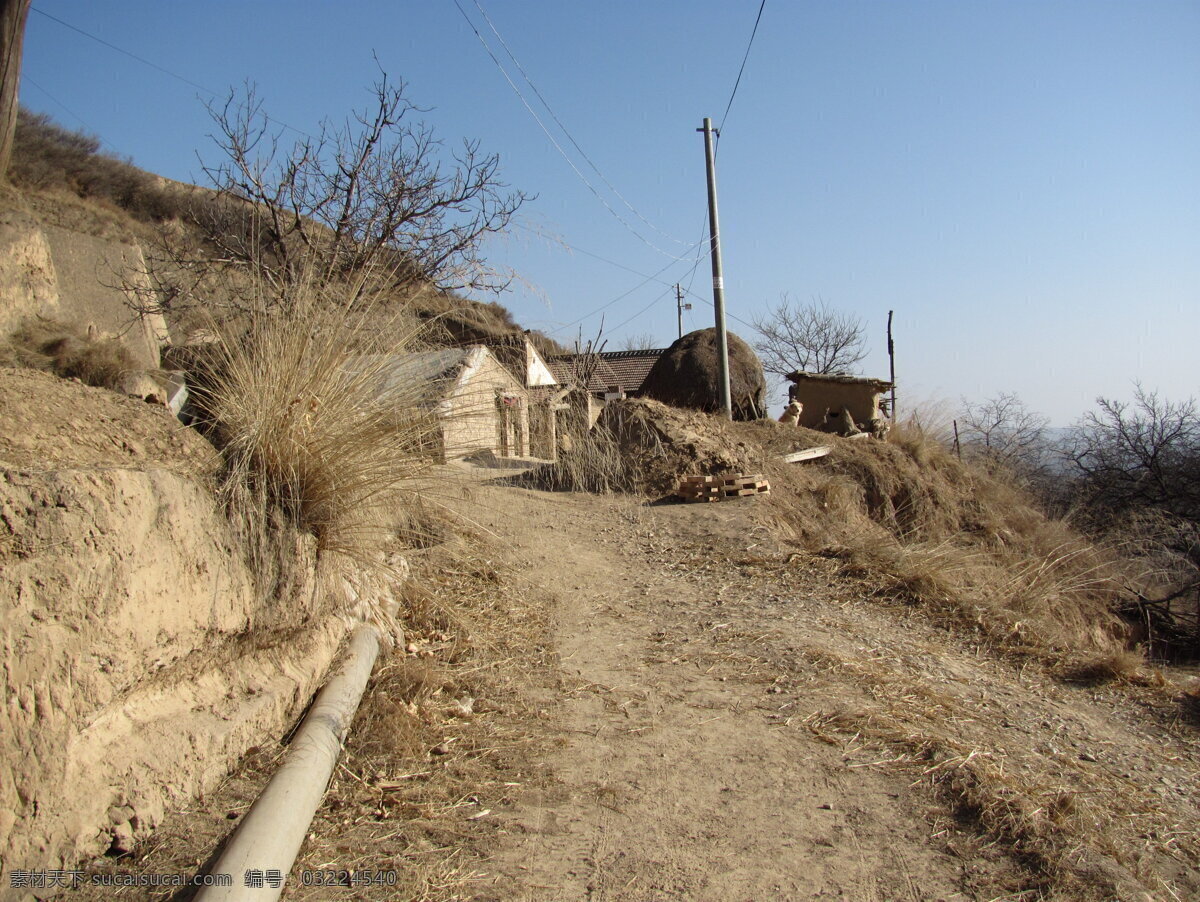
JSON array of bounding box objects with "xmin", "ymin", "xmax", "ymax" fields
[{"xmin": 596, "ymin": 348, "xmax": 669, "ymax": 359}]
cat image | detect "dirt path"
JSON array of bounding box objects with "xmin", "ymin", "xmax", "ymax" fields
[{"xmin": 459, "ymin": 471, "xmax": 977, "ymax": 901}]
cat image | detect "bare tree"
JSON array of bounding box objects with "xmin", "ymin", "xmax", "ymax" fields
[
  {"xmin": 752, "ymin": 295, "xmax": 867, "ymax": 376},
  {"xmin": 957, "ymin": 392, "xmax": 1050, "ymax": 472},
  {"xmin": 1062, "ymin": 386, "xmax": 1200, "ymax": 660},
  {"xmin": 141, "ymin": 71, "xmax": 527, "ymax": 317},
  {"xmin": 1063, "ymin": 385, "xmax": 1200, "ymax": 521},
  {"xmin": 620, "ymin": 332, "xmax": 658, "ymax": 352}
]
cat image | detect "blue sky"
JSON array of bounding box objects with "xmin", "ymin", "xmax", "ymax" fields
[{"xmin": 20, "ymin": 0, "xmax": 1199, "ymax": 423}]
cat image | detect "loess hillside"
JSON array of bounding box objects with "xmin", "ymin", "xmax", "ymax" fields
[{"xmin": 6, "ymin": 109, "xmax": 566, "ymax": 356}]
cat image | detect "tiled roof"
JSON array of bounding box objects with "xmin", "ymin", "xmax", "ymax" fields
[
  {"xmin": 547, "ymin": 349, "xmax": 667, "ymax": 394},
  {"xmin": 597, "ymin": 349, "xmax": 668, "ymax": 394}
]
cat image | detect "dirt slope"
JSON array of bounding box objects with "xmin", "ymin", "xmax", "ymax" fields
[
  {"xmin": 455, "ymin": 469, "xmax": 1199, "ymax": 901},
  {"xmin": 467, "ymin": 484, "xmax": 970, "ymax": 900},
  {"xmin": 0, "ymin": 368, "xmax": 347, "ymax": 886}
]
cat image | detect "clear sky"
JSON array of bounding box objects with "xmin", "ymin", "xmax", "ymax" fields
[{"xmin": 19, "ymin": 0, "xmax": 1199, "ymax": 423}]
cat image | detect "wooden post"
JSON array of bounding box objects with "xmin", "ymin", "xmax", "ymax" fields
[
  {"xmin": 887, "ymin": 310, "xmax": 896, "ymax": 422},
  {"xmin": 0, "ymin": 0, "xmax": 32, "ymax": 180}
]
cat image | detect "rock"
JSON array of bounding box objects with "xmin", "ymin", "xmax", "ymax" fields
[{"xmin": 115, "ymin": 371, "xmax": 164, "ymax": 404}]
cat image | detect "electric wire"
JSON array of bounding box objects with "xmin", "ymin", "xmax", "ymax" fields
[
  {"xmin": 545, "ymin": 252, "xmax": 696, "ymax": 337},
  {"xmin": 471, "ymin": 0, "xmax": 689, "ymax": 248},
  {"xmin": 452, "ymin": 0, "xmax": 695, "ymax": 263},
  {"xmin": 607, "ymin": 284, "xmax": 676, "ymax": 335},
  {"xmin": 513, "ymin": 222, "xmax": 707, "ymax": 285},
  {"xmin": 31, "ymin": 6, "xmax": 213, "ymax": 96},
  {"xmin": 28, "ymin": 5, "xmax": 313, "ymax": 139},
  {"xmin": 718, "ymin": 0, "xmax": 767, "ymax": 132},
  {"xmin": 681, "ymin": 2, "xmax": 768, "ymax": 334},
  {"xmin": 21, "ymin": 75, "xmax": 116, "ymax": 151}
]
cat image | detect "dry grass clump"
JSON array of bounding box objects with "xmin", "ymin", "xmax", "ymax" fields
[
  {"xmin": 0, "ymin": 316, "xmax": 136, "ymax": 389},
  {"xmin": 759, "ymin": 423, "xmax": 1128, "ymax": 659},
  {"xmin": 525, "ymin": 398, "xmax": 760, "ymax": 496},
  {"xmin": 186, "ymin": 279, "xmax": 446, "ymax": 613},
  {"xmin": 523, "ymin": 420, "xmax": 634, "ymax": 494},
  {"xmin": 1057, "ymin": 649, "xmax": 1148, "ymax": 685}
]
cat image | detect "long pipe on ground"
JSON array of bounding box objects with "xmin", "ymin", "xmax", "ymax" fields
[{"xmin": 194, "ymin": 623, "xmax": 382, "ymax": 902}]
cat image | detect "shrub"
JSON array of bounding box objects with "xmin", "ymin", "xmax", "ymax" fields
[
  {"xmin": 2, "ymin": 317, "xmax": 135, "ymax": 390},
  {"xmin": 10, "ymin": 110, "xmax": 183, "ymax": 221}
]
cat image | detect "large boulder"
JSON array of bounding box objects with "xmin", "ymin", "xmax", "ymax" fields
[{"xmin": 639, "ymin": 327, "xmax": 766, "ymax": 420}]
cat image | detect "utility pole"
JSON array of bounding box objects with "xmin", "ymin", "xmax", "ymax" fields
[
  {"xmin": 0, "ymin": 0, "xmax": 32, "ymax": 181},
  {"xmin": 698, "ymin": 117, "xmax": 732, "ymax": 418},
  {"xmin": 675, "ymin": 284, "xmax": 692, "ymax": 340},
  {"xmin": 887, "ymin": 310, "xmax": 897, "ymax": 422}
]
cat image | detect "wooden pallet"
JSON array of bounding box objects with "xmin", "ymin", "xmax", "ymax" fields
[
  {"xmin": 676, "ymin": 474, "xmax": 723, "ymax": 502},
  {"xmin": 677, "ymin": 473, "xmax": 770, "ymax": 502},
  {"xmin": 722, "ymin": 473, "xmax": 770, "ymax": 498}
]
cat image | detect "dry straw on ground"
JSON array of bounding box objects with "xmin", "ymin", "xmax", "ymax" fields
[{"xmin": 71, "ymin": 540, "xmax": 556, "ymax": 902}]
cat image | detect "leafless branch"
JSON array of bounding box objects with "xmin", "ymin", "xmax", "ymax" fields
[
  {"xmin": 138, "ymin": 71, "xmax": 528, "ymax": 318},
  {"xmin": 751, "ymin": 295, "xmax": 867, "ymax": 376}
]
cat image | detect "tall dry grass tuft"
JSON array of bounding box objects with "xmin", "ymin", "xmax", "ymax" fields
[
  {"xmin": 524, "ymin": 420, "xmax": 634, "ymax": 494},
  {"xmin": 189, "ymin": 277, "xmax": 444, "ymax": 611}
]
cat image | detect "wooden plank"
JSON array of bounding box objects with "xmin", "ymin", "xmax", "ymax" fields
[{"xmin": 781, "ymin": 446, "xmax": 831, "ymax": 463}]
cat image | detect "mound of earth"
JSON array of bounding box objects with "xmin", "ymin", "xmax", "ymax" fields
[
  {"xmin": 0, "ymin": 367, "xmax": 348, "ymax": 875},
  {"xmin": 639, "ymin": 327, "xmax": 767, "ymax": 421},
  {"xmin": 0, "ymin": 367, "xmax": 218, "ymax": 476},
  {"xmin": 526, "ymin": 396, "xmax": 829, "ymax": 497}
]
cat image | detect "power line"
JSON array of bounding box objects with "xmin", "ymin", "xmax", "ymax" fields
[
  {"xmin": 511, "ymin": 218, "xmax": 763, "ymax": 334},
  {"xmin": 452, "ymin": 0, "xmax": 694, "ymax": 263},
  {"xmin": 470, "ymin": 0, "xmax": 688, "ymax": 248},
  {"xmin": 510, "ymin": 220, "xmax": 732, "ymax": 337},
  {"xmin": 31, "ymin": 6, "xmax": 214, "ymax": 96},
  {"xmin": 514, "ymin": 221, "xmax": 707, "ymax": 286},
  {"xmin": 29, "ymin": 5, "xmax": 313, "ymax": 139},
  {"xmin": 21, "ymin": 75, "xmax": 115, "ymax": 149},
  {"xmin": 545, "ymin": 253, "xmax": 694, "ymax": 336},
  {"xmin": 607, "ymin": 284, "xmax": 675, "ymax": 334},
  {"xmin": 719, "ymin": 0, "xmax": 767, "ymax": 133}
]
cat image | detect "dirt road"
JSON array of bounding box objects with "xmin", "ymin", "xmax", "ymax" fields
[{"xmin": 462, "ymin": 472, "xmax": 982, "ymax": 901}]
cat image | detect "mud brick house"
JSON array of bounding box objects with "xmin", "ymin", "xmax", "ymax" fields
[
  {"xmin": 466, "ymin": 336, "xmax": 567, "ymax": 458},
  {"xmin": 361, "ymin": 346, "xmax": 530, "ymax": 461},
  {"xmin": 784, "ymin": 371, "xmax": 893, "ymax": 431}
]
